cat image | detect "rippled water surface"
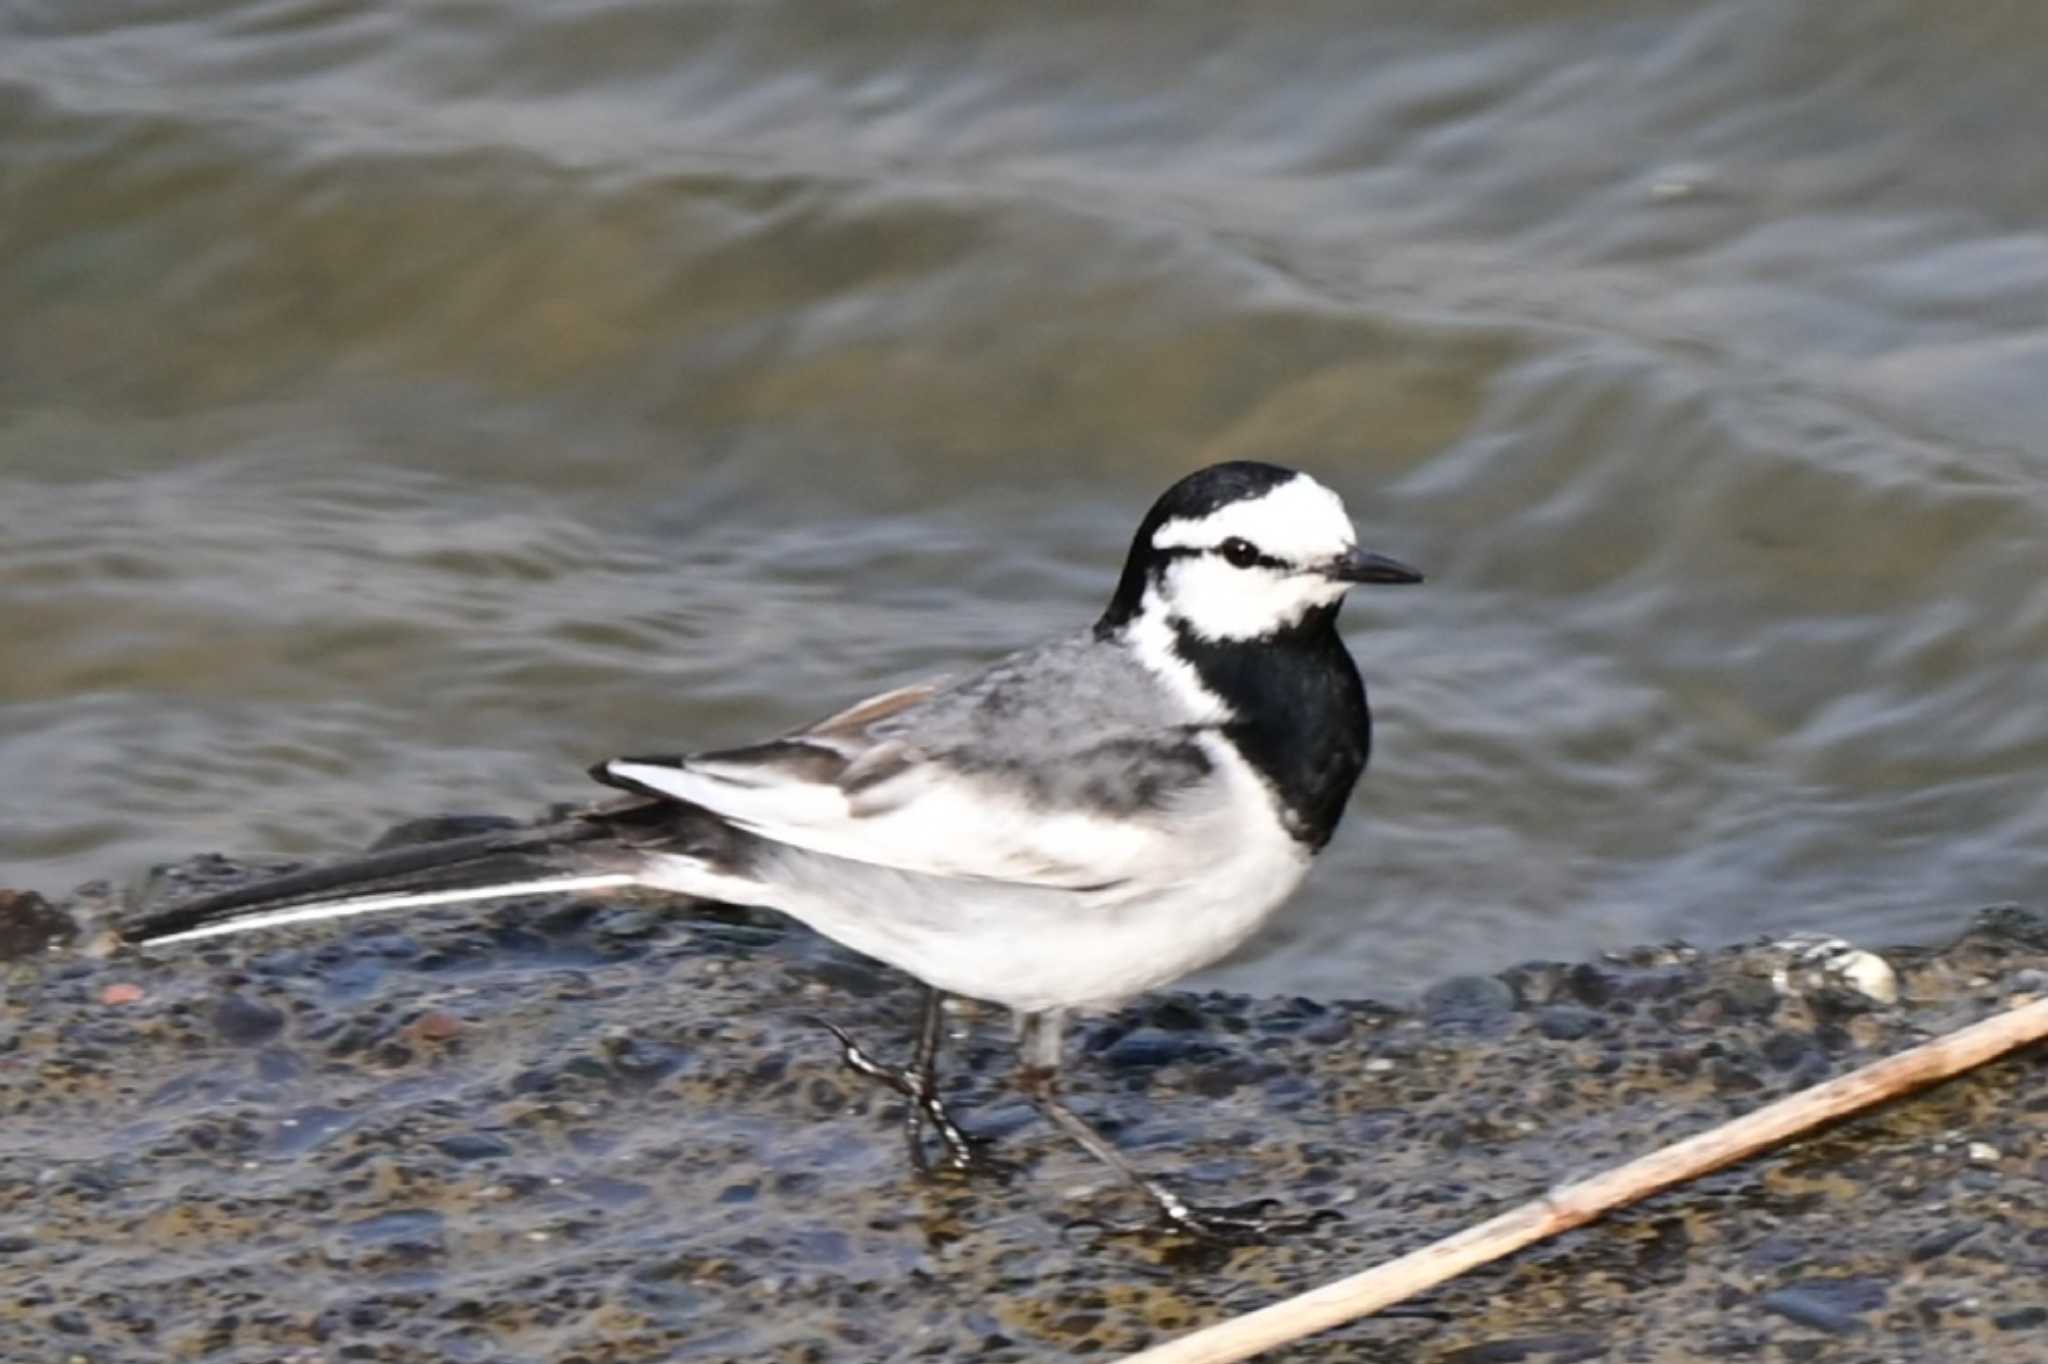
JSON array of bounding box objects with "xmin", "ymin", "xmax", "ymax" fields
[{"xmin": 5, "ymin": 1, "xmax": 2047, "ymax": 998}]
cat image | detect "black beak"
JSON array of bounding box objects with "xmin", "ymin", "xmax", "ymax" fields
[{"xmin": 1326, "ymin": 545, "xmax": 1424, "ymax": 585}]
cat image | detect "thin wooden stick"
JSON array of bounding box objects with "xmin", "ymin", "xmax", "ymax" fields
[{"xmin": 1125, "ymin": 996, "xmax": 2048, "ymax": 1364}]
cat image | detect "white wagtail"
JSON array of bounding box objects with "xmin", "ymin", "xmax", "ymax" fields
[{"xmin": 126, "ymin": 460, "xmax": 1421, "ymax": 1239}]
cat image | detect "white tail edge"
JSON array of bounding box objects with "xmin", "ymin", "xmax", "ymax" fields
[{"xmin": 142, "ymin": 873, "xmax": 641, "ymax": 947}]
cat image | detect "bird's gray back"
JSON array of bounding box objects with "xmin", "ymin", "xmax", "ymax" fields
[{"xmin": 858, "ymin": 630, "xmax": 1215, "ymax": 818}]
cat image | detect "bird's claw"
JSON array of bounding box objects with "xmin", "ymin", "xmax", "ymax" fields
[
  {"xmin": 813, "ymin": 1012, "xmax": 1001, "ymax": 1180},
  {"xmin": 921, "ymin": 1127, "xmax": 1012, "ymax": 1180},
  {"xmin": 1153, "ymin": 1194, "xmax": 1343, "ymax": 1244}
]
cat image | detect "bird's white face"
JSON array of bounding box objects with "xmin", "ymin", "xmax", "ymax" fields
[{"xmin": 1146, "ymin": 473, "xmax": 1361, "ymax": 641}]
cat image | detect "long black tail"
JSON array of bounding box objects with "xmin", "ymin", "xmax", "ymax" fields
[{"xmin": 124, "ymin": 804, "xmax": 674, "ymax": 948}]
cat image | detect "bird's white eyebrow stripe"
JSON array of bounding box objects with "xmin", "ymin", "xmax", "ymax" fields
[{"xmin": 1148, "ymin": 473, "xmax": 1355, "ymax": 557}]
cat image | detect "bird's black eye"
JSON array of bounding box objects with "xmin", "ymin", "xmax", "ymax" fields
[{"xmin": 1219, "ymin": 537, "xmax": 1261, "ymax": 568}]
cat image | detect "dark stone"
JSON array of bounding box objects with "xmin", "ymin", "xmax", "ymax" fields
[
  {"xmin": 1744, "ymin": 1236, "xmax": 1808, "ymax": 1269},
  {"xmin": 1658, "ymin": 1047, "xmax": 1702, "ymax": 1079},
  {"xmin": 1535, "ymin": 1005, "xmax": 1602, "ymax": 1040},
  {"xmin": 606, "ymin": 1037, "xmax": 685, "ymax": 1084},
  {"xmin": 1714, "ymin": 977, "xmax": 1781, "ymax": 1018},
  {"xmin": 345, "ymin": 1209, "xmax": 445, "ymax": 1246},
  {"xmin": 1757, "ymin": 1278, "xmax": 1890, "ymax": 1334},
  {"xmin": 1100, "ymin": 1028, "xmax": 1202, "ymax": 1070},
  {"xmin": 1711, "ymin": 1061, "xmax": 1764, "ymax": 1094},
  {"xmin": 510, "ymin": 1067, "xmax": 556, "ymax": 1094},
  {"xmin": 1423, "ymin": 974, "xmax": 1516, "ymax": 1028},
  {"xmin": 1973, "ymin": 904, "xmax": 2048, "ymax": 951},
  {"xmin": 1909, "ymin": 1224, "xmax": 1977, "ymax": 1262},
  {"xmin": 1994, "ymin": 1306, "xmax": 2048, "ymax": 1331},
  {"xmin": 1567, "ymin": 963, "xmax": 1616, "ymax": 1006},
  {"xmin": 1759, "ymin": 1031, "xmax": 1813, "ymax": 1070},
  {"xmin": 1250, "ymin": 997, "xmax": 1327, "ymax": 1035},
  {"xmin": 1146, "ymin": 998, "xmax": 1208, "ymax": 1031},
  {"xmin": 1188, "ymin": 1057, "xmax": 1264, "ymax": 1098},
  {"xmin": 1634, "ymin": 1216, "xmax": 1693, "ymax": 1276},
  {"xmin": 434, "ymin": 1134, "xmax": 513, "ymax": 1161},
  {"xmin": 211, "ymin": 994, "xmax": 286, "ymax": 1044},
  {"xmin": 1701, "ymin": 1327, "xmax": 1768, "ymax": 1357},
  {"xmin": 0, "ymin": 890, "xmax": 76, "ymax": 963}
]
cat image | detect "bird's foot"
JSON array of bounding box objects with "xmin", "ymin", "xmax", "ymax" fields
[
  {"xmin": 1064, "ymin": 1187, "xmax": 1339, "ymax": 1244},
  {"xmin": 815, "ymin": 1017, "xmax": 1003, "ymax": 1178},
  {"xmin": 1130, "ymin": 1190, "xmax": 1342, "ymax": 1245},
  {"xmin": 1063, "ymin": 1194, "xmax": 1338, "ymax": 1246},
  {"xmin": 920, "ymin": 1126, "xmax": 1012, "ymax": 1180}
]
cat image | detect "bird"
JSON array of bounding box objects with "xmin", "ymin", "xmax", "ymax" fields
[{"xmin": 124, "ymin": 460, "xmax": 1422, "ymax": 1239}]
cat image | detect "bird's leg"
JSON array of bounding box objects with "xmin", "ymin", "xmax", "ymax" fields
[
  {"xmin": 1014, "ymin": 1011, "xmax": 1326, "ymax": 1244},
  {"xmin": 903, "ymin": 986, "xmax": 982, "ymax": 1171},
  {"xmin": 818, "ymin": 987, "xmax": 986, "ymax": 1175}
]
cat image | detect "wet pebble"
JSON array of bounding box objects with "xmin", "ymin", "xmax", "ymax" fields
[
  {"xmin": 1423, "ymin": 974, "xmax": 1516, "ymax": 1029},
  {"xmin": 1758, "ymin": 1030, "xmax": 1814, "ymax": 1069},
  {"xmin": 1756, "ymin": 1277, "xmax": 1889, "ymax": 1334},
  {"xmin": 1099, "ymin": 1028, "xmax": 1208, "ymax": 1070},
  {"xmin": 1908, "ymin": 1224, "xmax": 1977, "ymax": 1261},
  {"xmin": 604, "ymin": 1035, "xmax": 686, "ymax": 1083},
  {"xmin": 1604, "ymin": 964, "xmax": 1694, "ymax": 1002},
  {"xmin": 1976, "ymin": 904, "xmax": 2048, "ymax": 950},
  {"xmin": 434, "ymin": 1133, "xmax": 513, "ymax": 1161},
  {"xmin": 211, "ymin": 994, "xmax": 285, "ymax": 1044},
  {"xmin": 1145, "ymin": 998, "xmax": 1208, "ymax": 1031},
  {"xmin": 0, "ymin": 889, "xmax": 76, "ymax": 962},
  {"xmin": 1188, "ymin": 1056, "xmax": 1265, "ymax": 1098},
  {"xmin": 1534, "ymin": 1005, "xmax": 1602, "ymax": 1040}
]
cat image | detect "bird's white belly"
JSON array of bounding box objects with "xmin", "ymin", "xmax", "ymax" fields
[
  {"xmin": 772, "ymin": 835, "xmax": 1308, "ymax": 1014},
  {"xmin": 951, "ymin": 833, "xmax": 1313, "ymax": 1012}
]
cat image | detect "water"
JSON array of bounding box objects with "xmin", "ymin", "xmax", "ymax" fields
[{"xmin": 4, "ymin": 0, "xmax": 2047, "ymax": 999}]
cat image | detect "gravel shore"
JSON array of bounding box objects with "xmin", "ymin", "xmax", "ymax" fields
[{"xmin": 3, "ymin": 827, "xmax": 2044, "ymax": 1362}]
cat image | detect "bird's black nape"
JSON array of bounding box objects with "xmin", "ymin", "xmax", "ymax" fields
[{"xmin": 1096, "ymin": 461, "xmax": 1302, "ymax": 631}]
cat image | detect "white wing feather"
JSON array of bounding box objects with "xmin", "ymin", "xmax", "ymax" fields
[
  {"xmin": 600, "ymin": 669, "xmax": 1226, "ymax": 889},
  {"xmin": 602, "ymin": 753, "xmax": 1186, "ymax": 888}
]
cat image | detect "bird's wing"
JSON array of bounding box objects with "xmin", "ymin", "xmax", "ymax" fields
[{"xmin": 592, "ymin": 676, "xmax": 1222, "ymax": 889}]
